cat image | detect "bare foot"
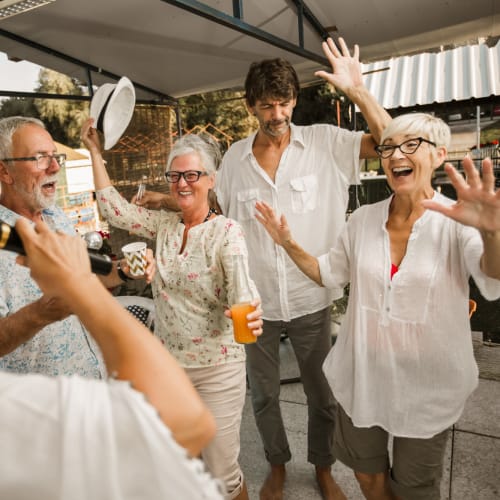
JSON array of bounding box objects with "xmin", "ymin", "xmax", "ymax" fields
[
  {"xmin": 315, "ymin": 465, "xmax": 347, "ymax": 500},
  {"xmin": 259, "ymin": 464, "xmax": 286, "ymax": 500}
]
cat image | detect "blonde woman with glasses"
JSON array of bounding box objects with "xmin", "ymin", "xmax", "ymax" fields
[{"xmin": 255, "ymin": 113, "xmax": 500, "ymax": 500}]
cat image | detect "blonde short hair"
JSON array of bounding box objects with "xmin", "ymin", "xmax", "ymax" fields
[{"xmin": 381, "ymin": 113, "xmax": 451, "ymax": 149}]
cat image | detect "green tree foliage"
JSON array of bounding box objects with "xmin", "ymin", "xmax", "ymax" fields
[
  {"xmin": 481, "ymin": 119, "xmax": 500, "ymax": 145},
  {"xmin": 0, "ymin": 69, "xmax": 86, "ymax": 147},
  {"xmin": 294, "ymin": 83, "xmax": 338, "ymax": 126},
  {"xmin": 0, "ymin": 97, "xmax": 39, "ymax": 120},
  {"xmin": 294, "ymin": 82, "xmax": 371, "ymax": 132},
  {"xmin": 34, "ymin": 69, "xmax": 87, "ymax": 147},
  {"xmin": 179, "ymin": 89, "xmax": 257, "ymax": 147},
  {"xmin": 178, "ymin": 84, "xmax": 364, "ymax": 148}
]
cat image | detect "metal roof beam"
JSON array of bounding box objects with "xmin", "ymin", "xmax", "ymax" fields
[
  {"xmin": 160, "ymin": 0, "xmax": 328, "ymax": 66},
  {"xmin": 0, "ymin": 89, "xmax": 168, "ymax": 105},
  {"xmin": 289, "ymin": 0, "xmax": 330, "ymax": 40},
  {"xmin": 0, "ymin": 28, "xmax": 178, "ymax": 104}
]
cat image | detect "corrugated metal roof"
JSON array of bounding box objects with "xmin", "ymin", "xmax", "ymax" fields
[{"xmin": 361, "ymin": 41, "xmax": 500, "ymax": 110}]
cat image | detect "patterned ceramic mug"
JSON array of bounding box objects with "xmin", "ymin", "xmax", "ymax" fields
[{"xmin": 121, "ymin": 242, "xmax": 147, "ymax": 277}]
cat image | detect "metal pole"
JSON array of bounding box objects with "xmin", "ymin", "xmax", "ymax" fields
[
  {"xmin": 297, "ymin": 0, "xmax": 304, "ymax": 48},
  {"xmin": 175, "ymin": 106, "xmax": 183, "ymax": 137},
  {"xmin": 232, "ymin": 0, "xmax": 242, "ymax": 19},
  {"xmin": 476, "ymin": 105, "xmax": 481, "ymax": 155},
  {"xmin": 86, "ymin": 67, "xmax": 94, "ymax": 97}
]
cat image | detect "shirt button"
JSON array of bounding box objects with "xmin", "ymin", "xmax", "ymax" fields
[{"xmin": 386, "ymin": 307, "xmax": 390, "ymax": 312}]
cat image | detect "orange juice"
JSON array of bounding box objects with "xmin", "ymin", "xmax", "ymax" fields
[{"xmin": 231, "ymin": 302, "xmax": 257, "ymax": 344}]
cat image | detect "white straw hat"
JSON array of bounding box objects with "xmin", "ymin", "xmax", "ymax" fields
[{"xmin": 90, "ymin": 76, "xmax": 136, "ymax": 150}]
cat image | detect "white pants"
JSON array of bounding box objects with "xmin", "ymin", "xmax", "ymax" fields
[{"xmin": 186, "ymin": 361, "xmax": 247, "ymax": 499}]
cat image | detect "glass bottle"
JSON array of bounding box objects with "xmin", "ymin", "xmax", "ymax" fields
[
  {"xmin": 230, "ymin": 254, "xmax": 257, "ymax": 344},
  {"xmin": 136, "ymin": 175, "xmax": 147, "ymax": 201}
]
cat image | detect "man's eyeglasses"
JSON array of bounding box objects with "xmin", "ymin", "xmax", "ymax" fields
[
  {"xmin": 165, "ymin": 170, "xmax": 209, "ymax": 183},
  {"xmin": 1, "ymin": 153, "xmax": 67, "ymax": 170},
  {"xmin": 374, "ymin": 137, "xmax": 436, "ymax": 159}
]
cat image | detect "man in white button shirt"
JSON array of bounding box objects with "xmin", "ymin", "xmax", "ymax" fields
[
  {"xmin": 135, "ymin": 37, "xmax": 391, "ymax": 499},
  {"xmin": 215, "ymin": 38, "xmax": 390, "ymax": 500}
]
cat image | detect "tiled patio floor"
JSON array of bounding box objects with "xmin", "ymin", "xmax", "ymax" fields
[{"xmin": 239, "ymin": 334, "xmax": 500, "ymax": 499}]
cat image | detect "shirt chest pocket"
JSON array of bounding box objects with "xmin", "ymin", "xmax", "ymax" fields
[
  {"xmin": 290, "ymin": 175, "xmax": 318, "ymax": 213},
  {"xmin": 236, "ymin": 188, "xmax": 259, "ymax": 221}
]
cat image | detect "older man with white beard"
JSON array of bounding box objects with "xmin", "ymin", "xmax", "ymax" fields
[{"xmin": 0, "ymin": 116, "xmax": 137, "ymax": 377}]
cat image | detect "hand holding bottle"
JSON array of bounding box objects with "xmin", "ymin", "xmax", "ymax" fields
[
  {"xmin": 227, "ymin": 254, "xmax": 263, "ymax": 344},
  {"xmin": 0, "ymin": 220, "xmax": 113, "ymax": 276},
  {"xmin": 225, "ymin": 297, "xmax": 263, "ymax": 344}
]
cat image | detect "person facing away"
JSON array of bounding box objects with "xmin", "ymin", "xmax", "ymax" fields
[
  {"xmin": 81, "ymin": 123, "xmax": 263, "ymax": 500},
  {"xmin": 0, "ymin": 217, "xmax": 223, "ymax": 500},
  {"xmin": 134, "ymin": 36, "xmax": 391, "ymax": 500},
  {"xmin": 0, "ymin": 116, "xmax": 154, "ymax": 378},
  {"xmin": 255, "ymin": 112, "xmax": 500, "ymax": 500}
]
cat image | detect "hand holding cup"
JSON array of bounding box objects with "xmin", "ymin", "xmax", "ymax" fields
[{"xmin": 121, "ymin": 242, "xmax": 148, "ymax": 277}]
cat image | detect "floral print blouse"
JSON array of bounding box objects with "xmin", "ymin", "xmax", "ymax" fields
[
  {"xmin": 0, "ymin": 204, "xmax": 105, "ymax": 378},
  {"xmin": 97, "ymin": 186, "xmax": 259, "ymax": 368}
]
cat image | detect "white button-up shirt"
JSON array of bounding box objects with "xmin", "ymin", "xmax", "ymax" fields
[
  {"xmin": 217, "ymin": 123, "xmax": 363, "ymax": 321},
  {"xmin": 319, "ymin": 193, "xmax": 500, "ymax": 438}
]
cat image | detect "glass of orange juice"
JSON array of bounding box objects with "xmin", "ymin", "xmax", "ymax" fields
[{"xmin": 231, "ymin": 302, "xmax": 257, "ymax": 344}]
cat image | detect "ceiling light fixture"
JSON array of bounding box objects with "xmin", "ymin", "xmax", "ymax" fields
[{"xmin": 0, "ymin": 0, "xmax": 55, "ymax": 20}]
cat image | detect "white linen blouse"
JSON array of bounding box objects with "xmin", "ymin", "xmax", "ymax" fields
[
  {"xmin": 97, "ymin": 186, "xmax": 258, "ymax": 368},
  {"xmin": 0, "ymin": 372, "xmax": 224, "ymax": 500},
  {"xmin": 319, "ymin": 192, "xmax": 500, "ymax": 438}
]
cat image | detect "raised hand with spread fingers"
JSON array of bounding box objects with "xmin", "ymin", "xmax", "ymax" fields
[
  {"xmin": 255, "ymin": 201, "xmax": 322, "ymax": 286},
  {"xmin": 422, "ymin": 157, "xmax": 500, "ymax": 279}
]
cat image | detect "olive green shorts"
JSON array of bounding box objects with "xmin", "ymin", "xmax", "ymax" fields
[{"xmin": 333, "ymin": 404, "xmax": 449, "ymax": 500}]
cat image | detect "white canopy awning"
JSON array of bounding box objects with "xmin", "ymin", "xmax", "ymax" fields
[
  {"xmin": 362, "ymin": 40, "xmax": 500, "ymax": 110},
  {"xmin": 0, "ymin": 0, "xmax": 498, "ymax": 101}
]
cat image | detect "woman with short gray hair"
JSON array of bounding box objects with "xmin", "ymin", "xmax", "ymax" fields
[{"xmin": 82, "ymin": 119, "xmax": 263, "ymax": 500}]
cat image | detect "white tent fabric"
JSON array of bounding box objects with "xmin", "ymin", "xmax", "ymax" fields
[
  {"xmin": 362, "ymin": 40, "xmax": 500, "ymax": 109},
  {"xmin": 0, "ymin": 0, "xmax": 498, "ymax": 99}
]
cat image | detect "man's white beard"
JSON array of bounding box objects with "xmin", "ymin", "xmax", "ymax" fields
[{"xmin": 16, "ymin": 176, "xmax": 58, "ymax": 211}]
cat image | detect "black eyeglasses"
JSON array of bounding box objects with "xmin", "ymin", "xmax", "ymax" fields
[
  {"xmin": 374, "ymin": 137, "xmax": 436, "ymax": 159},
  {"xmin": 1, "ymin": 153, "xmax": 67, "ymax": 170},
  {"xmin": 165, "ymin": 170, "xmax": 209, "ymax": 183}
]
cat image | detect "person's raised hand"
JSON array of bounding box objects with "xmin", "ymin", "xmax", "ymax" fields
[
  {"xmin": 80, "ymin": 117, "xmax": 102, "ymax": 154},
  {"xmin": 314, "ymin": 37, "xmax": 363, "ymax": 95},
  {"xmin": 255, "ymin": 201, "xmax": 292, "ymax": 247},
  {"xmin": 422, "ymin": 157, "xmax": 500, "ymax": 233},
  {"xmin": 132, "ymin": 190, "xmax": 169, "ymax": 209}
]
